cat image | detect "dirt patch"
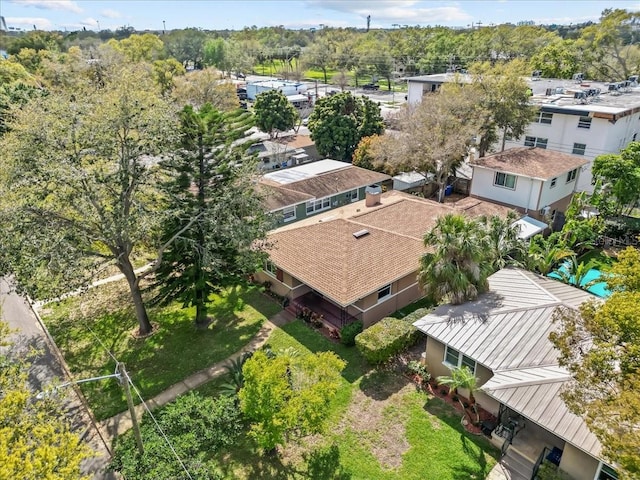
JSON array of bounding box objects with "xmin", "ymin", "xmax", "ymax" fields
[{"xmin": 336, "ymin": 372, "xmax": 413, "ymax": 470}]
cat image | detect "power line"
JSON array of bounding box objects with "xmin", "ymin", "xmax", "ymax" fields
[{"xmin": 129, "ymin": 379, "xmax": 195, "ymax": 480}]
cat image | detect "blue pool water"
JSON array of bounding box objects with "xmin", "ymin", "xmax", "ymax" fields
[{"xmin": 548, "ymin": 265, "xmax": 611, "ymax": 298}]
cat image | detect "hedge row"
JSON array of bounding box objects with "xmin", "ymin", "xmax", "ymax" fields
[{"xmin": 355, "ymin": 317, "xmax": 419, "ymax": 364}]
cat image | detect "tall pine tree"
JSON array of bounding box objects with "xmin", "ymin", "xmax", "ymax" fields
[{"xmin": 150, "ymin": 104, "xmax": 270, "ymax": 328}]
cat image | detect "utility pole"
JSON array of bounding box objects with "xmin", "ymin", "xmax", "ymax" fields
[{"xmin": 118, "ymin": 363, "xmax": 144, "ymax": 455}]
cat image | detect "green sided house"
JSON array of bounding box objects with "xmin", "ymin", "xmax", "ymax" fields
[
  {"xmin": 257, "ymin": 159, "xmax": 391, "ymax": 227},
  {"xmin": 413, "ymin": 268, "xmax": 618, "ymax": 480},
  {"xmin": 254, "ymin": 189, "xmax": 513, "ymax": 329}
]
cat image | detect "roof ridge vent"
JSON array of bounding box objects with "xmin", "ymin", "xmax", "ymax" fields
[{"xmin": 353, "ymin": 229, "xmax": 370, "ymax": 239}]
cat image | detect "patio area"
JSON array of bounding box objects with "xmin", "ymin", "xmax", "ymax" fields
[{"xmin": 288, "ymin": 291, "xmax": 360, "ymax": 329}]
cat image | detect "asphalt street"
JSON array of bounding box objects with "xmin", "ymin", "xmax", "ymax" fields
[{"xmin": 0, "ymin": 277, "xmax": 116, "ymax": 479}]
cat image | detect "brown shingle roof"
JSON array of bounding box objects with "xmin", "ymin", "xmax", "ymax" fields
[
  {"xmin": 471, "ymin": 147, "xmax": 589, "ymax": 180},
  {"xmin": 268, "ymin": 219, "xmax": 426, "ymax": 306},
  {"xmin": 267, "ymin": 191, "xmax": 516, "ymax": 306},
  {"xmin": 258, "ymin": 164, "xmax": 390, "ymax": 211}
]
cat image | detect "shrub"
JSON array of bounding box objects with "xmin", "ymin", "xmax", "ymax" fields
[
  {"xmin": 536, "ymin": 461, "xmax": 574, "ymax": 480},
  {"xmin": 407, "ymin": 360, "xmax": 431, "ymax": 383},
  {"xmin": 340, "ymin": 320, "xmax": 363, "ymax": 346},
  {"xmin": 355, "ymin": 317, "xmax": 419, "ymax": 364}
]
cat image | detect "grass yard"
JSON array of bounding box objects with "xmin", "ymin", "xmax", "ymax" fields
[
  {"xmin": 40, "ymin": 281, "xmax": 281, "ymax": 420},
  {"xmin": 209, "ymin": 320, "xmax": 498, "ymax": 479}
]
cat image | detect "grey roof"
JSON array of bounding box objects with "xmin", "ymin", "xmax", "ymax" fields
[
  {"xmin": 483, "ymin": 380, "xmax": 601, "ymax": 458},
  {"xmin": 413, "ymin": 267, "xmax": 602, "ymax": 459}
]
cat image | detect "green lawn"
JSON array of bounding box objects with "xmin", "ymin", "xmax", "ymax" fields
[
  {"xmin": 209, "ymin": 320, "xmax": 498, "ymax": 479},
  {"xmin": 41, "ymin": 282, "xmax": 281, "ymax": 420}
]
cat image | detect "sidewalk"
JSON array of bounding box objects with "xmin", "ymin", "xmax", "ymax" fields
[{"xmin": 99, "ymin": 309, "xmax": 294, "ymax": 443}]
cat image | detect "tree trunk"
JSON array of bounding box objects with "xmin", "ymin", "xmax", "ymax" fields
[
  {"xmin": 119, "ymin": 256, "xmax": 153, "ymax": 336},
  {"xmin": 437, "ymin": 183, "xmax": 445, "ymax": 203},
  {"xmin": 195, "ymin": 288, "xmax": 209, "ymax": 329},
  {"xmin": 501, "ymin": 128, "xmax": 507, "ymax": 152}
]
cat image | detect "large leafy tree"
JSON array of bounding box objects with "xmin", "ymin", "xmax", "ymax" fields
[
  {"xmin": 470, "ymin": 60, "xmax": 537, "ymax": 155},
  {"xmin": 0, "ymin": 321, "xmax": 93, "ymax": 479},
  {"xmin": 171, "ymin": 68, "xmax": 239, "ymax": 111},
  {"xmin": 380, "ymin": 83, "xmax": 483, "ymax": 201},
  {"xmin": 592, "ymin": 142, "xmax": 640, "ymax": 216},
  {"xmin": 149, "ymin": 104, "xmax": 269, "ymax": 328},
  {"xmin": 550, "ymin": 259, "xmax": 640, "ymax": 476},
  {"xmin": 0, "ymin": 62, "xmax": 178, "ymax": 336},
  {"xmin": 418, "ymin": 214, "xmax": 491, "ymax": 305},
  {"xmin": 239, "ymin": 349, "xmax": 345, "ymax": 453},
  {"xmin": 307, "ymin": 91, "xmax": 383, "ymax": 162},
  {"xmin": 253, "ymin": 89, "xmax": 298, "ymax": 139}
]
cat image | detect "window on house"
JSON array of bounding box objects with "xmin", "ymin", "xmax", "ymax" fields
[
  {"xmin": 535, "ymin": 112, "xmax": 553, "ymax": 124},
  {"xmin": 444, "ymin": 346, "xmax": 477, "ymax": 373},
  {"xmin": 494, "ymin": 172, "xmax": 517, "ymax": 189},
  {"xmin": 578, "ymin": 116, "xmax": 592, "ymax": 129},
  {"xmin": 566, "ymin": 168, "xmax": 578, "ymax": 183},
  {"xmin": 524, "ymin": 136, "xmax": 548, "ymax": 148},
  {"xmin": 444, "ymin": 346, "xmax": 460, "ymax": 367},
  {"xmin": 597, "ymin": 464, "xmax": 619, "ymax": 480},
  {"xmin": 306, "ymin": 197, "xmax": 331, "ymax": 214},
  {"xmin": 282, "ymin": 206, "xmax": 296, "ymax": 222},
  {"xmin": 264, "ymin": 260, "xmax": 277, "ymax": 276},
  {"xmin": 377, "ymin": 284, "xmax": 391, "ymax": 301},
  {"xmin": 550, "ymin": 177, "xmax": 557, "ymax": 188},
  {"xmin": 572, "ymin": 143, "xmax": 586, "ymax": 155},
  {"xmin": 345, "ymin": 189, "xmax": 359, "ymax": 202}
]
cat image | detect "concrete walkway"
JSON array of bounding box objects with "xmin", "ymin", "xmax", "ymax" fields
[{"xmin": 99, "ymin": 309, "xmax": 294, "ymax": 443}]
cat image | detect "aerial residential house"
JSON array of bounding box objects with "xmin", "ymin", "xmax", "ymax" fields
[
  {"xmin": 248, "ymin": 134, "xmax": 320, "ymax": 171},
  {"xmin": 469, "ymin": 147, "xmax": 589, "ymax": 228},
  {"xmin": 413, "ymin": 268, "xmax": 616, "ymax": 480},
  {"xmin": 254, "ymin": 190, "xmax": 514, "ymax": 329},
  {"xmin": 405, "ymin": 72, "xmax": 640, "ymax": 192},
  {"xmin": 257, "ymin": 159, "xmax": 391, "ymax": 226}
]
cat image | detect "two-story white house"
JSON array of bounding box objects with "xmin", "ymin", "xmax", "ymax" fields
[
  {"xmin": 469, "ymin": 147, "xmax": 589, "ymax": 224},
  {"xmin": 405, "ymin": 73, "xmax": 640, "ymax": 193}
]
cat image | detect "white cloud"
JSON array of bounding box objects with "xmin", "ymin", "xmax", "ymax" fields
[
  {"xmin": 5, "ymin": 16, "xmax": 53, "ymax": 29},
  {"xmin": 530, "ymin": 14, "xmax": 601, "ymax": 25},
  {"xmin": 100, "ymin": 8, "xmax": 122, "ymax": 19},
  {"xmin": 80, "ymin": 17, "xmax": 99, "ymax": 27},
  {"xmin": 273, "ymin": 18, "xmax": 352, "ymax": 29},
  {"xmin": 11, "ymin": 0, "xmax": 83, "ymax": 13},
  {"xmin": 305, "ymin": 0, "xmax": 471, "ymax": 24}
]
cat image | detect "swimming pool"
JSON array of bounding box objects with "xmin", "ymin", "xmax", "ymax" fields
[{"xmin": 548, "ymin": 265, "xmax": 612, "ymax": 298}]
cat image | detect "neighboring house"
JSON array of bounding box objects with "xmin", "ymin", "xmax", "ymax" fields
[
  {"xmin": 248, "ymin": 135, "xmax": 321, "ymax": 172},
  {"xmin": 257, "ymin": 159, "xmax": 391, "ymax": 226},
  {"xmin": 413, "ymin": 268, "xmax": 617, "ymax": 480},
  {"xmin": 469, "ymin": 147, "xmax": 589, "ymax": 225},
  {"xmin": 254, "ymin": 190, "xmax": 514, "ymax": 329},
  {"xmin": 405, "ymin": 73, "xmax": 640, "ymax": 192}
]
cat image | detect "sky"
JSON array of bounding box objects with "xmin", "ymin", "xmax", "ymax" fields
[{"xmin": 3, "ymin": 0, "xmax": 639, "ymax": 32}]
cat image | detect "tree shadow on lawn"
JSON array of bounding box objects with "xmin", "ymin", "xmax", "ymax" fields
[
  {"xmin": 423, "ymin": 396, "xmax": 499, "ymax": 479},
  {"xmin": 358, "ymin": 369, "xmax": 408, "ymax": 401}
]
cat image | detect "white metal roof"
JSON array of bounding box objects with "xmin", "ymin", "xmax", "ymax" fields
[
  {"xmin": 262, "ymin": 159, "xmax": 350, "ymax": 184},
  {"xmin": 413, "ymin": 268, "xmax": 602, "ymax": 459},
  {"xmin": 483, "ymin": 380, "xmax": 602, "ymax": 458},
  {"xmin": 512, "ymin": 215, "xmax": 548, "ymax": 240}
]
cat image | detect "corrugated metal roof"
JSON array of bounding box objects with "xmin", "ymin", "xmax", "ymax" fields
[
  {"xmin": 483, "ymin": 381, "xmax": 601, "ymax": 458},
  {"xmin": 413, "ymin": 267, "xmax": 603, "ymax": 460}
]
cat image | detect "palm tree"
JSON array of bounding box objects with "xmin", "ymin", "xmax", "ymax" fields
[
  {"xmin": 437, "ymin": 366, "xmax": 480, "ymax": 424},
  {"xmin": 525, "ymin": 234, "xmax": 574, "ymax": 276},
  {"xmin": 479, "ymin": 211, "xmax": 526, "ymax": 272},
  {"xmin": 418, "ymin": 214, "xmax": 490, "ymax": 305},
  {"xmin": 556, "ymin": 256, "xmax": 599, "ymax": 290}
]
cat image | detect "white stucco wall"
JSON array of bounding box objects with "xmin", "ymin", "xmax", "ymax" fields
[
  {"xmin": 470, "ymin": 167, "xmax": 542, "ymax": 211},
  {"xmin": 538, "ymin": 172, "xmax": 579, "ymax": 210},
  {"xmin": 504, "ymin": 110, "xmax": 640, "ymax": 192}
]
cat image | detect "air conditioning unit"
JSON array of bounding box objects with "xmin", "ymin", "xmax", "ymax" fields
[{"xmin": 540, "ymin": 206, "xmax": 551, "ymax": 216}]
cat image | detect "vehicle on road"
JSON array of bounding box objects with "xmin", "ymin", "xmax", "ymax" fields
[{"xmin": 362, "ymin": 83, "xmax": 380, "ymax": 91}]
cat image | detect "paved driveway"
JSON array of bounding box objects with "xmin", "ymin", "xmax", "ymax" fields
[{"xmin": 0, "ymin": 277, "xmax": 115, "ymax": 479}]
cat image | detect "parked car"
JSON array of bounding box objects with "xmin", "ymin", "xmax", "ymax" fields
[{"xmin": 362, "ymin": 83, "xmax": 379, "ymax": 91}]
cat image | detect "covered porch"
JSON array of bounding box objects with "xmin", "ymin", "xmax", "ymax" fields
[{"xmin": 288, "ymin": 291, "xmax": 360, "ymax": 330}]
